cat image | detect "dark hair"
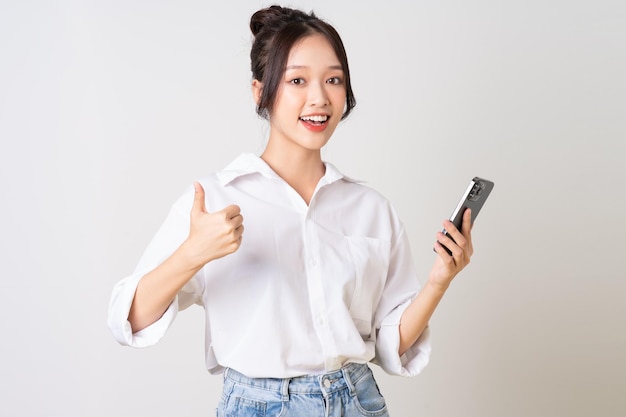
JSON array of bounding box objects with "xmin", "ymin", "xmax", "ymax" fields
[{"xmin": 250, "ymin": 5, "xmax": 356, "ymax": 120}]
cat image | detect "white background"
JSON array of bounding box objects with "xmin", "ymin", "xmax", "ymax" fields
[{"xmin": 1, "ymin": 0, "xmax": 624, "ymax": 416}]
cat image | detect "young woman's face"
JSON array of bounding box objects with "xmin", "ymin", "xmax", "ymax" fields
[{"xmin": 266, "ymin": 34, "xmax": 347, "ymax": 153}]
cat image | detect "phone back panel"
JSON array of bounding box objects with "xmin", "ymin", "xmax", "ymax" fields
[{"xmin": 448, "ymin": 177, "xmax": 495, "ymax": 231}]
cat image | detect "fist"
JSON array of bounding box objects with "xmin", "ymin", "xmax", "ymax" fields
[{"xmin": 186, "ymin": 182, "xmax": 244, "ymax": 266}]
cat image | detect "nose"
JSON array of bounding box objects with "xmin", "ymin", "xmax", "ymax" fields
[{"xmin": 307, "ymin": 80, "xmax": 330, "ymax": 106}]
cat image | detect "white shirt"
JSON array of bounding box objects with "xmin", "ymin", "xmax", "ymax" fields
[{"xmin": 108, "ymin": 153, "xmax": 431, "ymax": 378}]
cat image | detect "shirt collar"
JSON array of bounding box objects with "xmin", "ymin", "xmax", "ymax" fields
[{"xmin": 216, "ymin": 153, "xmax": 361, "ymax": 186}]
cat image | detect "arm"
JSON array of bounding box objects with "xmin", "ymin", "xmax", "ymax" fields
[
  {"xmin": 398, "ymin": 208, "xmax": 473, "ymax": 355},
  {"xmin": 128, "ymin": 182, "xmax": 244, "ymax": 332}
]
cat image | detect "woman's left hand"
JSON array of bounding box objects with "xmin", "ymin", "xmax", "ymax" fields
[{"xmin": 430, "ymin": 208, "xmax": 474, "ymax": 290}]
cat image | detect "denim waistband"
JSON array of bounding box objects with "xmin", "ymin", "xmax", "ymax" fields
[{"xmin": 224, "ymin": 363, "xmax": 370, "ymax": 396}]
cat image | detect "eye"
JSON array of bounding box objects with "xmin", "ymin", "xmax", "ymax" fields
[
  {"xmin": 327, "ymin": 76, "xmax": 343, "ymax": 85},
  {"xmin": 290, "ymin": 78, "xmax": 305, "ymax": 85}
]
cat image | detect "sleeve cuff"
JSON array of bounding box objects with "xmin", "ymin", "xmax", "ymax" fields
[
  {"xmin": 107, "ymin": 271, "xmax": 180, "ymax": 348},
  {"xmin": 373, "ymin": 300, "xmax": 432, "ymax": 377}
]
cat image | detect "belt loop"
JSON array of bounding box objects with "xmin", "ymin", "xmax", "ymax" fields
[
  {"xmin": 281, "ymin": 378, "xmax": 290, "ymax": 401},
  {"xmin": 342, "ymin": 364, "xmax": 356, "ymax": 396}
]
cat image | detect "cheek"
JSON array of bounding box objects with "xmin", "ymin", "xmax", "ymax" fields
[
  {"xmin": 275, "ymin": 91, "xmax": 304, "ymax": 112},
  {"xmin": 331, "ymin": 90, "xmax": 347, "ymax": 110}
]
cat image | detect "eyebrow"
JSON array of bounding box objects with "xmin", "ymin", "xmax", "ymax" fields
[{"xmin": 285, "ymin": 65, "xmax": 343, "ymax": 71}]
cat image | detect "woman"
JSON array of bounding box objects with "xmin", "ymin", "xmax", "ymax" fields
[{"xmin": 108, "ymin": 5, "xmax": 473, "ymax": 416}]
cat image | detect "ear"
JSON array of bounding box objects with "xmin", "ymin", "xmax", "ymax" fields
[{"xmin": 251, "ymin": 79, "xmax": 263, "ymax": 105}]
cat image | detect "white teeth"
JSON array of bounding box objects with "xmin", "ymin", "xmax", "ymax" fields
[{"xmin": 300, "ymin": 115, "xmax": 328, "ymax": 122}]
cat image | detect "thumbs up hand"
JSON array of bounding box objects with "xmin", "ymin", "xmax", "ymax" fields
[{"xmin": 184, "ymin": 181, "xmax": 244, "ymax": 267}]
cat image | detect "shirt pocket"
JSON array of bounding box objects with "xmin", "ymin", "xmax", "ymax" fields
[{"xmin": 344, "ymin": 235, "xmax": 391, "ymax": 337}]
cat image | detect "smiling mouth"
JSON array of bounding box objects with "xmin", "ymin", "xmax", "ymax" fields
[{"xmin": 299, "ymin": 115, "xmax": 329, "ymax": 126}]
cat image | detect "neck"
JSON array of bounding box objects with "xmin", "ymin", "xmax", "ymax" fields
[{"xmin": 261, "ymin": 143, "xmax": 325, "ymax": 205}]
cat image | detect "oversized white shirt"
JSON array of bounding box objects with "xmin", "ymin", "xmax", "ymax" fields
[{"xmin": 108, "ymin": 153, "xmax": 431, "ymax": 378}]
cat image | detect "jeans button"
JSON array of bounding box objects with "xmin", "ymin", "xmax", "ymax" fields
[{"xmin": 323, "ymin": 379, "xmax": 331, "ymax": 388}]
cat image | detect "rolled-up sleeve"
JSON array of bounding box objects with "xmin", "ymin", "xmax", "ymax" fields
[
  {"xmin": 107, "ymin": 187, "xmax": 204, "ymax": 348},
  {"xmin": 375, "ymin": 301, "xmax": 432, "ymax": 376},
  {"xmin": 372, "ymin": 226, "xmax": 432, "ymax": 376},
  {"xmin": 107, "ymin": 270, "xmax": 181, "ymax": 347}
]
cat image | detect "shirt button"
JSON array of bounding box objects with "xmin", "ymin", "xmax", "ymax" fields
[
  {"xmin": 309, "ymin": 258, "xmax": 317, "ymax": 266},
  {"xmin": 324, "ymin": 379, "xmax": 331, "ymax": 388}
]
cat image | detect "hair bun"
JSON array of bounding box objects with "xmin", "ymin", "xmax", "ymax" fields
[{"xmin": 250, "ymin": 5, "xmax": 310, "ymax": 37}]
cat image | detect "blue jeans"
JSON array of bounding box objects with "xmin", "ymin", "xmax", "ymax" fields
[{"xmin": 216, "ymin": 363, "xmax": 390, "ymax": 416}]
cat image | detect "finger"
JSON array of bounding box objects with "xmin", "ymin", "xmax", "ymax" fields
[
  {"xmin": 442, "ymin": 220, "xmax": 467, "ymax": 250},
  {"xmin": 440, "ymin": 229, "xmax": 471, "ymax": 267},
  {"xmin": 232, "ymin": 213, "xmax": 244, "ymax": 227},
  {"xmin": 433, "ymin": 240, "xmax": 454, "ymax": 263},
  {"xmin": 437, "ymin": 231, "xmax": 461, "ymax": 256},
  {"xmin": 192, "ymin": 182, "xmax": 208, "ymax": 214},
  {"xmin": 461, "ymin": 208, "xmax": 474, "ymax": 257},
  {"xmin": 223, "ymin": 204, "xmax": 241, "ymax": 220},
  {"xmin": 462, "ymin": 208, "xmax": 473, "ymax": 234}
]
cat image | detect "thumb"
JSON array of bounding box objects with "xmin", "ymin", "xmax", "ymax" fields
[{"xmin": 192, "ymin": 182, "xmax": 207, "ymax": 214}]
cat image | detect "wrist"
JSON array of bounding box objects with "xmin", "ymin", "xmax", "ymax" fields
[
  {"xmin": 425, "ymin": 277, "xmax": 450, "ymax": 294},
  {"xmin": 177, "ymin": 239, "xmax": 211, "ymax": 272}
]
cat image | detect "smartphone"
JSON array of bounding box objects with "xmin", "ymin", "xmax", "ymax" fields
[{"xmin": 437, "ymin": 177, "xmax": 495, "ymax": 255}]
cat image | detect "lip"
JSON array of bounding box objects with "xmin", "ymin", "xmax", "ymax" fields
[
  {"xmin": 299, "ymin": 117, "xmax": 329, "ymax": 132},
  {"xmin": 299, "ymin": 113, "xmax": 331, "ymax": 132},
  {"xmin": 300, "ymin": 113, "xmax": 331, "ymax": 118}
]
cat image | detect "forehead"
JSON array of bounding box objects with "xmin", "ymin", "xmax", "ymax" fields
[{"xmin": 286, "ymin": 33, "xmax": 341, "ymax": 67}]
